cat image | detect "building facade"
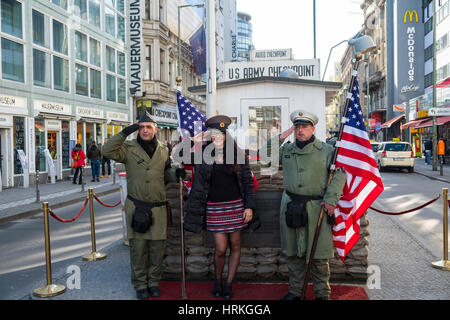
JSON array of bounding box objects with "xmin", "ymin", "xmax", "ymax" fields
[
  {"xmin": 236, "ymin": 11, "xmax": 252, "ymax": 61},
  {"xmin": 0, "ymin": 0, "xmax": 131, "ymax": 188},
  {"xmin": 139, "ymin": 0, "xmax": 206, "ymax": 144}
]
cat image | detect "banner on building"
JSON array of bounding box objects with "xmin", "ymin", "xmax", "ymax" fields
[
  {"xmin": 129, "ymin": 0, "xmax": 143, "ymax": 96},
  {"xmin": 190, "ymin": 26, "xmax": 207, "ymax": 75}
]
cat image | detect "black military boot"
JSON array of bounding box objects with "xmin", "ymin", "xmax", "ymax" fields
[
  {"xmin": 148, "ymin": 286, "xmax": 161, "ymax": 297},
  {"xmin": 281, "ymin": 292, "xmax": 302, "ymax": 300},
  {"xmin": 136, "ymin": 289, "xmax": 148, "ymax": 300}
]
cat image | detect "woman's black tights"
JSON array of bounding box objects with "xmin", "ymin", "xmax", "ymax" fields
[{"xmin": 213, "ymin": 231, "xmax": 241, "ymax": 284}]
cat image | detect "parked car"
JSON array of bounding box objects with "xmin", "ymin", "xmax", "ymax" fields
[
  {"xmin": 370, "ymin": 142, "xmax": 380, "ymax": 153},
  {"xmin": 375, "ymin": 141, "xmax": 415, "ymax": 173}
]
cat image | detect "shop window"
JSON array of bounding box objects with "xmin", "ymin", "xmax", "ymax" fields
[
  {"xmin": 107, "ymin": 124, "xmax": 113, "ymax": 138},
  {"xmin": 248, "ymin": 106, "xmax": 281, "ymax": 152},
  {"xmin": 77, "ymin": 122, "xmax": 84, "ymax": 147},
  {"xmin": 35, "ymin": 118, "xmax": 46, "ymax": 172},
  {"xmin": 62, "ymin": 121, "xmax": 70, "ymax": 169},
  {"xmin": 95, "ymin": 123, "xmax": 103, "ymax": 145},
  {"xmin": 13, "ymin": 116, "xmax": 25, "ymax": 175},
  {"xmin": 85, "ymin": 123, "xmax": 93, "ymax": 152}
]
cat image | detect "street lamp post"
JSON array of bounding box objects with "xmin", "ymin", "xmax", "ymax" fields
[{"xmin": 432, "ymin": 0, "xmax": 438, "ymax": 171}]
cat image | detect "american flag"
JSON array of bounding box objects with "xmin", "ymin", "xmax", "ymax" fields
[
  {"xmin": 333, "ymin": 78, "xmax": 384, "ymax": 262},
  {"xmin": 177, "ymin": 91, "xmax": 207, "ymax": 139}
]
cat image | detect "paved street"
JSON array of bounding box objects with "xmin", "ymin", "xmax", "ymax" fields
[{"xmin": 0, "ymin": 192, "xmax": 123, "ymax": 300}]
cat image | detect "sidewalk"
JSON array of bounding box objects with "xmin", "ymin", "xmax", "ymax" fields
[
  {"xmin": 413, "ymin": 157, "xmax": 449, "ymax": 183},
  {"xmin": 0, "ymin": 174, "xmax": 122, "ymax": 224}
]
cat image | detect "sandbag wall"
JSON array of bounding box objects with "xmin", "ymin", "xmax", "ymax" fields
[{"xmin": 163, "ymin": 171, "xmax": 370, "ymax": 283}]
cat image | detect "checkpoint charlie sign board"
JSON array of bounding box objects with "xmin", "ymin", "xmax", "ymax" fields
[{"xmin": 224, "ymin": 59, "xmax": 320, "ymax": 82}]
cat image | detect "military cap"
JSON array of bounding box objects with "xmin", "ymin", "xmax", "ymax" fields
[
  {"xmin": 205, "ymin": 115, "xmax": 232, "ymax": 132},
  {"xmin": 290, "ymin": 110, "xmax": 319, "ymax": 126},
  {"xmin": 138, "ymin": 111, "xmax": 157, "ymax": 124}
]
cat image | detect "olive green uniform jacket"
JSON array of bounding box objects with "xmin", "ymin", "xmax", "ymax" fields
[
  {"xmin": 266, "ymin": 135, "xmax": 346, "ymax": 260},
  {"xmin": 102, "ymin": 133, "xmax": 177, "ymax": 240}
]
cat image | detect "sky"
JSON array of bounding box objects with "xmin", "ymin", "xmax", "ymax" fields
[{"xmin": 236, "ymin": 0, "xmax": 366, "ymax": 81}]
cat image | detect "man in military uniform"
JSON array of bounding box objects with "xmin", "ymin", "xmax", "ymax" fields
[
  {"xmin": 263, "ymin": 110, "xmax": 346, "ymax": 300},
  {"xmin": 102, "ymin": 112, "xmax": 184, "ymax": 300}
]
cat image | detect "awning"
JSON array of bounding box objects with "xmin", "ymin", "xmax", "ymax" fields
[
  {"xmin": 417, "ymin": 116, "xmax": 450, "ymax": 128},
  {"xmin": 381, "ymin": 115, "xmax": 405, "ymax": 129},
  {"xmin": 401, "ymin": 119, "xmax": 427, "ymax": 130}
]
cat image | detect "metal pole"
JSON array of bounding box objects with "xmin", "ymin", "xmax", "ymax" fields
[
  {"xmin": 206, "ymin": 0, "xmax": 217, "ymax": 118},
  {"xmin": 83, "ymin": 188, "xmax": 107, "ymax": 261},
  {"xmin": 432, "ymin": 0, "xmax": 438, "ymax": 171},
  {"xmin": 33, "ymin": 202, "xmax": 66, "ymax": 297},
  {"xmin": 432, "ymin": 188, "xmax": 450, "ymax": 271},
  {"xmin": 35, "ymin": 170, "xmax": 40, "ymax": 203},
  {"xmin": 313, "ymin": 0, "xmax": 317, "ymax": 59},
  {"xmin": 180, "ymin": 177, "xmax": 187, "ymax": 299}
]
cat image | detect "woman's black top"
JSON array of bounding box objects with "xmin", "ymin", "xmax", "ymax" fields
[{"xmin": 207, "ymin": 163, "xmax": 241, "ymax": 202}]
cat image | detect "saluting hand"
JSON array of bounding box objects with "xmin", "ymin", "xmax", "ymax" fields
[
  {"xmin": 280, "ymin": 126, "xmax": 295, "ymax": 140},
  {"xmin": 243, "ymin": 208, "xmax": 253, "ymax": 223}
]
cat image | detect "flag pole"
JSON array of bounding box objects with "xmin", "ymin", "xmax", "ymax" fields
[{"xmin": 301, "ymin": 56, "xmax": 362, "ymax": 300}]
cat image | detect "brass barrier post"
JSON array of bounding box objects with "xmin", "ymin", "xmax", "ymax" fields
[
  {"xmin": 432, "ymin": 188, "xmax": 450, "ymax": 271},
  {"xmin": 33, "ymin": 202, "xmax": 66, "ymax": 297},
  {"xmin": 83, "ymin": 188, "xmax": 107, "ymax": 261}
]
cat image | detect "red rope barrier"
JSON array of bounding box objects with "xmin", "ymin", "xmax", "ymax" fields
[
  {"xmin": 369, "ymin": 195, "xmax": 441, "ymax": 216},
  {"xmin": 93, "ymin": 194, "xmax": 121, "ymax": 208},
  {"xmin": 49, "ymin": 198, "xmax": 89, "ymax": 223}
]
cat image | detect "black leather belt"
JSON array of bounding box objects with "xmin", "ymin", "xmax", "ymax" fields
[
  {"xmin": 285, "ymin": 190, "xmax": 322, "ymax": 201},
  {"xmin": 127, "ymin": 195, "xmax": 167, "ymax": 208}
]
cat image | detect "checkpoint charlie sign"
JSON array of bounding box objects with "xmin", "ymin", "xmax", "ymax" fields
[{"xmin": 224, "ymin": 59, "xmax": 320, "ymax": 82}]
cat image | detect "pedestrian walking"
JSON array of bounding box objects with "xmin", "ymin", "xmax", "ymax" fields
[
  {"xmin": 87, "ymin": 141, "xmax": 101, "ymax": 182},
  {"xmin": 263, "ymin": 110, "xmax": 346, "ymax": 300},
  {"xmin": 102, "ymin": 112, "xmax": 181, "ymax": 300},
  {"xmin": 424, "ymin": 138, "xmax": 432, "ymax": 165},
  {"xmin": 181, "ymin": 115, "xmax": 259, "ymax": 299},
  {"xmin": 71, "ymin": 143, "xmax": 86, "ymax": 185},
  {"xmin": 100, "ymin": 139, "xmax": 112, "ymax": 178}
]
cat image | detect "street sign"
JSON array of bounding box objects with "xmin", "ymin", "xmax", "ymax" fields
[{"xmin": 428, "ymin": 108, "xmax": 450, "ymax": 116}]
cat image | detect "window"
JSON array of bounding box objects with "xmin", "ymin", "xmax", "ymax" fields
[
  {"xmin": 117, "ymin": 51, "xmax": 125, "ymax": 76},
  {"xmin": 32, "ymin": 10, "xmax": 50, "ymax": 48},
  {"xmin": 90, "ymin": 69, "xmax": 101, "ymax": 98},
  {"xmin": 144, "ymin": 45, "xmax": 151, "ymax": 80},
  {"xmin": 106, "ymin": 46, "xmax": 115, "ymax": 72},
  {"xmin": 105, "ymin": 0, "xmax": 125, "ymax": 41},
  {"xmin": 33, "ymin": 49, "xmax": 51, "ymax": 88},
  {"xmin": 1, "ymin": 37, "xmax": 24, "ymax": 82},
  {"xmin": 54, "ymin": 55, "xmax": 69, "ymax": 92},
  {"xmin": 73, "ymin": 0, "xmax": 87, "ymax": 19},
  {"xmin": 1, "ymin": 0, "xmax": 22, "ymax": 38},
  {"xmin": 117, "ymin": 78, "xmax": 126, "ymax": 104},
  {"xmin": 53, "ymin": 20, "xmax": 68, "ymax": 55},
  {"xmin": 107, "ymin": 74, "xmax": 116, "ymax": 102},
  {"xmin": 52, "ymin": 0, "xmax": 68, "ymax": 10},
  {"xmin": 75, "ymin": 31, "xmax": 87, "ymax": 62},
  {"xmin": 35, "ymin": 118, "xmax": 46, "ymax": 172},
  {"xmin": 75, "ymin": 64, "xmax": 88, "ymax": 96},
  {"xmin": 61, "ymin": 121, "xmax": 70, "ymax": 169},
  {"xmin": 144, "ymin": 0, "xmax": 151, "ymax": 20},
  {"xmin": 89, "ymin": 0, "xmax": 100, "ymax": 28},
  {"xmin": 89, "ymin": 37, "xmax": 100, "ymax": 67},
  {"xmin": 105, "ymin": 6, "xmax": 115, "ymax": 36}
]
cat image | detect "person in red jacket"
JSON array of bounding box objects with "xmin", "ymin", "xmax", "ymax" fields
[{"xmin": 72, "ymin": 143, "xmax": 86, "ymax": 184}]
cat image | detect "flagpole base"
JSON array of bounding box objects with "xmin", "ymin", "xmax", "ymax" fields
[
  {"xmin": 33, "ymin": 284, "xmax": 66, "ymax": 298},
  {"xmin": 432, "ymin": 260, "xmax": 450, "ymax": 271},
  {"xmin": 82, "ymin": 251, "xmax": 107, "ymax": 261}
]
